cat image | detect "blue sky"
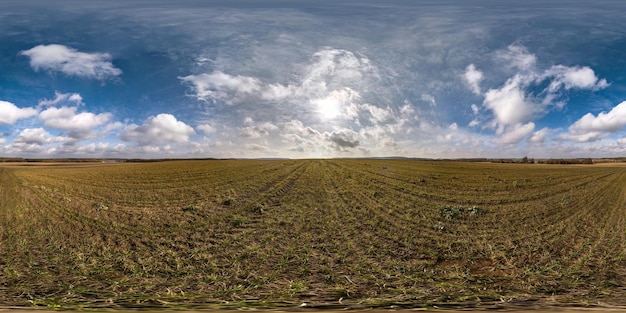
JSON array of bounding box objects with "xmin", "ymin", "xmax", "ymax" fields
[{"xmin": 1, "ymin": 0, "xmax": 626, "ymax": 158}]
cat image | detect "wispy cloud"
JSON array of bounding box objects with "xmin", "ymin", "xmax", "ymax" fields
[
  {"xmin": 38, "ymin": 91, "xmax": 83, "ymax": 108},
  {"xmin": 179, "ymin": 71, "xmax": 262, "ymax": 103},
  {"xmin": 495, "ymin": 44, "xmax": 536, "ymax": 71}
]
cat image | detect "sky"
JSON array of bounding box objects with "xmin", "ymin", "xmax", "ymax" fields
[{"xmin": 2, "ymin": 0, "xmax": 626, "ymax": 159}]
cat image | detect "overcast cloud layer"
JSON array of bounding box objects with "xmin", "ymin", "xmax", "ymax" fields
[{"xmin": 2, "ymin": 0, "xmax": 626, "ymax": 158}]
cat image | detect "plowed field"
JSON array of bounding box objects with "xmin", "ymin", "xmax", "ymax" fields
[{"xmin": 1, "ymin": 160, "xmax": 626, "ymax": 309}]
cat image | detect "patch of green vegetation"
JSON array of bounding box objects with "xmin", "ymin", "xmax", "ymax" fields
[
  {"xmin": 230, "ymin": 214, "xmax": 247, "ymax": 226},
  {"xmin": 92, "ymin": 202, "xmax": 109, "ymax": 211},
  {"xmin": 182, "ymin": 205, "xmax": 198, "ymax": 212},
  {"xmin": 439, "ymin": 205, "xmax": 482, "ymax": 219}
]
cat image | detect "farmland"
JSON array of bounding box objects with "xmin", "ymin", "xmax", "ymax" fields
[{"xmin": 1, "ymin": 159, "xmax": 626, "ymax": 309}]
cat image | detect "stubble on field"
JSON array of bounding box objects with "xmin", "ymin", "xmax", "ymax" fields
[{"xmin": 1, "ymin": 159, "xmax": 626, "ymax": 309}]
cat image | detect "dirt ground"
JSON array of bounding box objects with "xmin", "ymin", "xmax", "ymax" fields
[{"xmin": 2, "ymin": 308, "xmax": 626, "ymax": 313}]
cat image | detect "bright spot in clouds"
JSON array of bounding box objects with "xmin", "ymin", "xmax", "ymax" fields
[{"xmin": 315, "ymin": 96, "xmax": 342, "ymax": 120}]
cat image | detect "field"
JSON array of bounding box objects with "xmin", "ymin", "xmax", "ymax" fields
[{"xmin": 1, "ymin": 159, "xmax": 626, "ymax": 309}]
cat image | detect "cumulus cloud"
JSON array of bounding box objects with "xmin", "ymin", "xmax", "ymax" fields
[
  {"xmin": 475, "ymin": 44, "xmax": 608, "ymax": 143},
  {"xmin": 544, "ymin": 65, "xmax": 609, "ymax": 92},
  {"xmin": 240, "ymin": 119, "xmax": 279, "ymax": 138},
  {"xmin": 39, "ymin": 106, "xmax": 112, "ymax": 138},
  {"xmin": 10, "ymin": 128, "xmax": 68, "ymax": 154},
  {"xmin": 14, "ymin": 128, "xmax": 56, "ymax": 145},
  {"xmin": 0, "ymin": 101, "xmax": 37, "ymax": 125},
  {"xmin": 327, "ymin": 129, "xmax": 360, "ymax": 150},
  {"xmin": 528, "ymin": 127, "xmax": 550, "ymax": 143},
  {"xmin": 283, "ymin": 119, "xmax": 323, "ymax": 140},
  {"xmin": 197, "ymin": 124, "xmax": 217, "ymax": 134},
  {"xmin": 120, "ymin": 113, "xmax": 195, "ymax": 146},
  {"xmin": 483, "ymin": 75, "xmax": 535, "ymax": 126},
  {"xmin": 564, "ymin": 101, "xmax": 626, "ymax": 142},
  {"xmin": 497, "ymin": 122, "xmax": 535, "ymax": 144},
  {"xmin": 20, "ymin": 44, "xmax": 121, "ymax": 79},
  {"xmin": 463, "ymin": 64, "xmax": 483, "ymax": 95}
]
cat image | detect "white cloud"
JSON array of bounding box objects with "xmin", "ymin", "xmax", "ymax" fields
[
  {"xmin": 360, "ymin": 103, "xmax": 394, "ymax": 124},
  {"xmin": 120, "ymin": 114, "xmax": 195, "ymax": 146},
  {"xmin": 179, "ymin": 71, "xmax": 261, "ymax": 103},
  {"xmin": 528, "ymin": 127, "xmax": 550, "ymax": 143},
  {"xmin": 483, "ymin": 75, "xmax": 535, "ymax": 126},
  {"xmin": 420, "ymin": 93, "xmax": 437, "ymax": 107},
  {"xmin": 463, "ymin": 64, "xmax": 483, "ymax": 95},
  {"xmin": 400, "ymin": 102, "xmax": 417, "ymax": 118},
  {"xmin": 471, "ymin": 104, "xmax": 479, "ymax": 115},
  {"xmin": 478, "ymin": 44, "xmax": 608, "ymax": 138},
  {"xmin": 313, "ymin": 88, "xmax": 361, "ymax": 120},
  {"xmin": 14, "ymin": 128, "xmax": 54, "ymax": 145},
  {"xmin": 283, "ymin": 119, "xmax": 323, "ymax": 139},
  {"xmin": 246, "ymin": 143, "xmax": 270, "ymax": 151},
  {"xmin": 0, "ymin": 101, "xmax": 37, "ymax": 125},
  {"xmin": 304, "ymin": 48, "xmax": 375, "ymax": 87},
  {"xmin": 496, "ymin": 44, "xmax": 536, "ymax": 71},
  {"xmin": 180, "ymin": 47, "xmax": 377, "ymax": 122},
  {"xmin": 569, "ymin": 101, "xmax": 626, "ymax": 134},
  {"xmin": 102, "ymin": 121, "xmax": 123, "ymax": 134},
  {"xmin": 261, "ymin": 84, "xmax": 297, "ymax": 100},
  {"xmin": 38, "ymin": 91, "xmax": 83, "ymax": 107},
  {"xmin": 497, "ymin": 122, "xmax": 535, "ymax": 144},
  {"xmin": 544, "ymin": 65, "xmax": 609, "ymax": 92},
  {"xmin": 240, "ymin": 120, "xmax": 279, "ymax": 138},
  {"xmin": 11, "ymin": 128, "xmax": 68, "ymax": 154},
  {"xmin": 197, "ymin": 124, "xmax": 217, "ymax": 134},
  {"xmin": 617, "ymin": 137, "xmax": 626, "ymax": 145},
  {"xmin": 327, "ymin": 128, "xmax": 360, "ymax": 150},
  {"xmin": 39, "ymin": 106, "xmax": 111, "ymax": 138},
  {"xmin": 20, "ymin": 44, "xmax": 121, "ymax": 79},
  {"xmin": 558, "ymin": 131, "xmax": 605, "ymax": 143}
]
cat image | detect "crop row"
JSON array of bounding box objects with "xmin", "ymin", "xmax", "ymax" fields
[{"xmin": 1, "ymin": 160, "xmax": 626, "ymax": 307}]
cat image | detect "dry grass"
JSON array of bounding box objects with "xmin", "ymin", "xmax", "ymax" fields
[{"xmin": 1, "ymin": 159, "xmax": 626, "ymax": 309}]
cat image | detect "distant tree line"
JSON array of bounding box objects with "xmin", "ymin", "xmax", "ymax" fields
[
  {"xmin": 490, "ymin": 156, "xmax": 535, "ymax": 164},
  {"xmin": 0, "ymin": 158, "xmax": 26, "ymax": 162},
  {"xmin": 538, "ymin": 158, "xmax": 593, "ymax": 164},
  {"xmin": 490, "ymin": 157, "xmax": 594, "ymax": 164}
]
